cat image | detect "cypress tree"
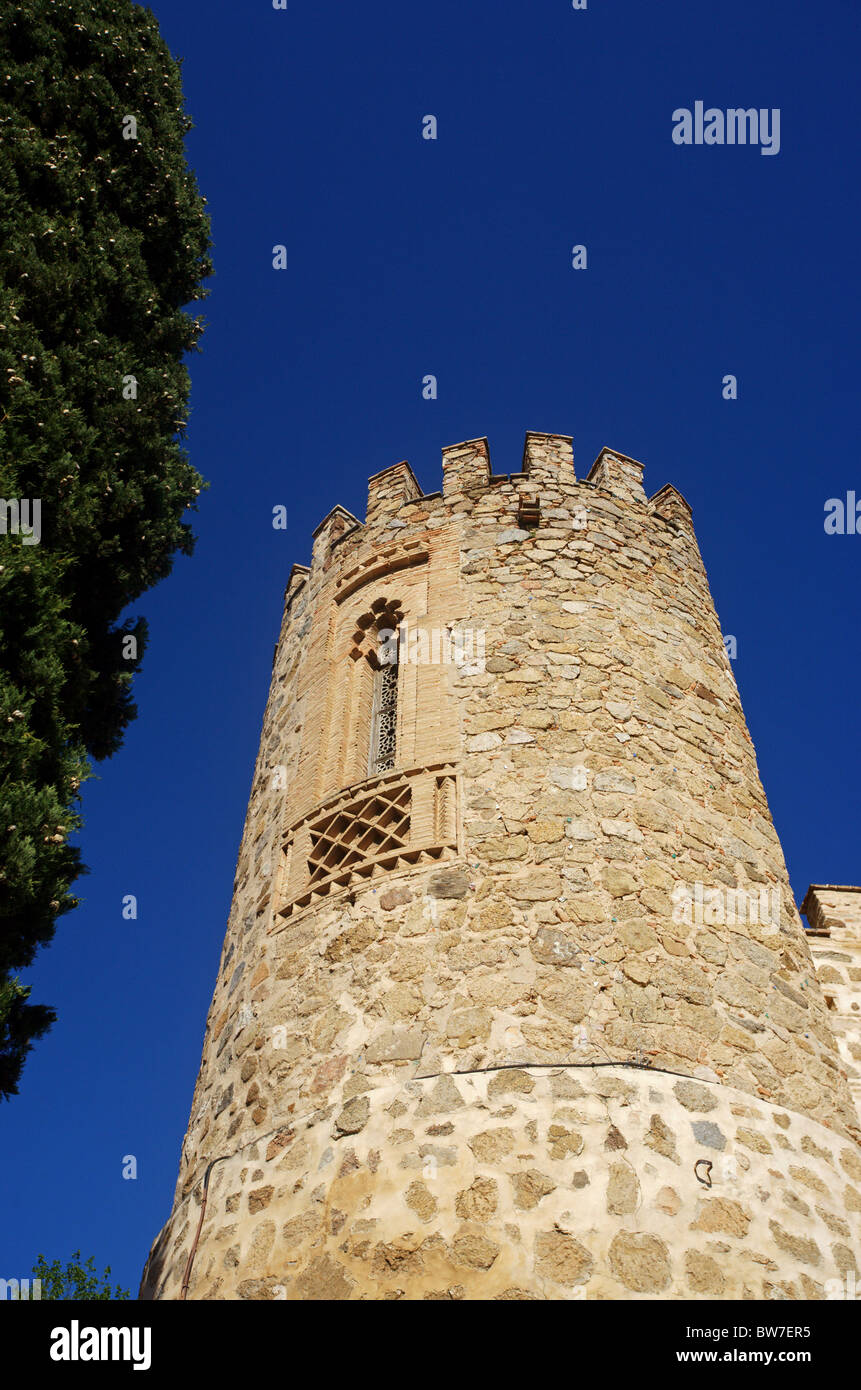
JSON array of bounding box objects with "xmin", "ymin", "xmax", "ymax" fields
[{"xmin": 0, "ymin": 0, "xmax": 212, "ymax": 1097}]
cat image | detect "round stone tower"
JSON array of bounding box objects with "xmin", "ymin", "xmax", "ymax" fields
[{"xmin": 142, "ymin": 432, "xmax": 861, "ymax": 1301}]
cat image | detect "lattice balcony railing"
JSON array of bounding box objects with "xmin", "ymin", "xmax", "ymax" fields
[{"xmin": 276, "ymin": 763, "xmax": 460, "ymax": 918}]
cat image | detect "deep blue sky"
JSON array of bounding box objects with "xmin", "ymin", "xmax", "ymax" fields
[{"xmin": 3, "ymin": 0, "xmax": 859, "ymax": 1296}]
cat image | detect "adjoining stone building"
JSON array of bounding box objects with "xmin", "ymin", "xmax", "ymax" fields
[
  {"xmin": 141, "ymin": 432, "xmax": 861, "ymax": 1300},
  {"xmin": 801, "ymin": 887, "xmax": 861, "ymax": 1118}
]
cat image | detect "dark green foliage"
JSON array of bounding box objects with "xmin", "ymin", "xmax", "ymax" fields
[
  {"xmin": 0, "ymin": 1, "xmax": 212, "ymax": 1097},
  {"xmin": 31, "ymin": 1250, "xmax": 131, "ymax": 1300}
]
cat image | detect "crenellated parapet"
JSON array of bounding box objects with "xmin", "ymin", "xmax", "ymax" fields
[
  {"xmin": 308, "ymin": 435, "xmax": 691, "ymax": 564},
  {"xmin": 309, "ymin": 433, "xmax": 679, "ymax": 573}
]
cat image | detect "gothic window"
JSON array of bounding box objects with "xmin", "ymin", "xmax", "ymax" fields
[{"xmin": 349, "ymin": 596, "xmax": 404, "ymax": 780}]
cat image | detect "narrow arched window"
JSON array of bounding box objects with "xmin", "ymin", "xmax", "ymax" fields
[
  {"xmin": 370, "ymin": 658, "xmax": 398, "ymax": 775},
  {"xmin": 355, "ymin": 597, "xmax": 403, "ymax": 778}
]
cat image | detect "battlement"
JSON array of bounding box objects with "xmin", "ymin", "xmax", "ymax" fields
[
  {"xmin": 587, "ymin": 446, "xmax": 645, "ymax": 503},
  {"xmin": 308, "ymin": 432, "xmax": 695, "ymax": 572},
  {"xmin": 365, "ymin": 459, "xmax": 422, "ymax": 526}
]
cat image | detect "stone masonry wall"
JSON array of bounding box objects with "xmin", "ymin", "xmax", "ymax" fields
[
  {"xmin": 141, "ymin": 433, "xmax": 861, "ymax": 1300},
  {"xmin": 803, "ymin": 887, "xmax": 861, "ymax": 1115},
  {"xmin": 144, "ymin": 1065, "xmax": 861, "ymax": 1301}
]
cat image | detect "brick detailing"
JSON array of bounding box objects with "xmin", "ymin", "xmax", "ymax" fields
[{"xmin": 280, "ymin": 765, "xmax": 460, "ymax": 917}]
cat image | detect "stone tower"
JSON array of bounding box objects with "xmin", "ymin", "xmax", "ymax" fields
[{"xmin": 142, "ymin": 432, "xmax": 861, "ymax": 1301}]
